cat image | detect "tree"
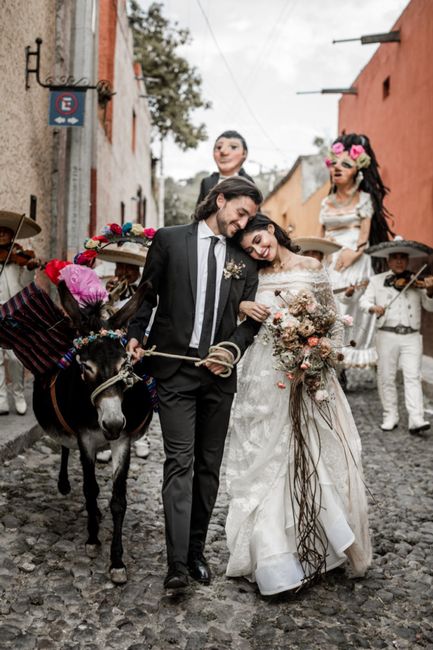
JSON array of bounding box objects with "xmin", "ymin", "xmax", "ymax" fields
[{"xmin": 128, "ymin": 1, "xmax": 210, "ymax": 150}]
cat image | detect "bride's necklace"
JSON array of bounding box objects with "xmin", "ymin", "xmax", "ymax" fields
[{"xmin": 271, "ymin": 257, "xmax": 290, "ymax": 271}]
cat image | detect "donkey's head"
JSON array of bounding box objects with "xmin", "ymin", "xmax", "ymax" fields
[{"xmin": 58, "ymin": 281, "xmax": 151, "ymax": 440}]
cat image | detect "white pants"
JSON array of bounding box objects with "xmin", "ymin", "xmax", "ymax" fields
[
  {"xmin": 376, "ymin": 331, "xmax": 425, "ymax": 428},
  {"xmin": 0, "ymin": 349, "xmax": 25, "ymax": 411}
]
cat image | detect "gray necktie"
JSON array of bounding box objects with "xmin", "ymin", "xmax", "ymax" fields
[{"xmin": 198, "ymin": 236, "xmax": 219, "ymax": 357}]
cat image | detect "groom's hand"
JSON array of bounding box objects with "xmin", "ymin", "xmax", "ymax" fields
[
  {"xmin": 204, "ymin": 348, "xmax": 234, "ymax": 376},
  {"xmin": 126, "ymin": 338, "xmax": 144, "ymax": 363}
]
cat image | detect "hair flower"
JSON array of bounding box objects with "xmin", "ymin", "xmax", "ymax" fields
[
  {"xmin": 331, "ymin": 142, "xmax": 345, "ymax": 155},
  {"xmin": 349, "ymin": 144, "xmax": 365, "ymax": 160},
  {"xmin": 356, "ymin": 152, "xmax": 371, "ymax": 169}
]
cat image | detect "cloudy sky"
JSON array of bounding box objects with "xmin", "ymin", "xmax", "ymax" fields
[{"xmin": 150, "ymin": 0, "xmax": 409, "ymax": 180}]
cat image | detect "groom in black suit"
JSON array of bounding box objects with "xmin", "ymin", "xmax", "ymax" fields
[{"xmin": 127, "ymin": 177, "xmax": 263, "ymax": 589}]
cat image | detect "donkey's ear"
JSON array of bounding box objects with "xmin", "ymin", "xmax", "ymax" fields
[
  {"xmin": 107, "ymin": 281, "xmax": 153, "ymax": 331},
  {"xmin": 57, "ymin": 280, "xmax": 83, "ymax": 330}
]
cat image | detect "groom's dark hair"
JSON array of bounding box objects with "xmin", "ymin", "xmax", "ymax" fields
[{"xmin": 194, "ymin": 177, "xmax": 262, "ymax": 222}]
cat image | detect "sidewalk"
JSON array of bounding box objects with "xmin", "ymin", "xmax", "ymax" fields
[{"xmin": 0, "ymin": 383, "xmax": 42, "ymax": 463}]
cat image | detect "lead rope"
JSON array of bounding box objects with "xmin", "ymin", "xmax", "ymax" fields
[
  {"xmin": 139, "ymin": 341, "xmax": 241, "ymax": 378},
  {"xmin": 89, "ymin": 341, "xmax": 241, "ymax": 405}
]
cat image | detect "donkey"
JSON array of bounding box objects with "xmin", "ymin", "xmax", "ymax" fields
[{"xmin": 33, "ymin": 280, "xmax": 153, "ymax": 584}]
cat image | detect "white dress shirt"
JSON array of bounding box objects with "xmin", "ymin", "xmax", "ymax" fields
[{"xmin": 189, "ymin": 220, "xmax": 226, "ymax": 348}]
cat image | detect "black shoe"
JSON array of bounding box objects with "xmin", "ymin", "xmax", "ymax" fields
[
  {"xmin": 409, "ymin": 422, "xmax": 430, "ymax": 435},
  {"xmin": 188, "ymin": 553, "xmax": 211, "ymax": 585},
  {"xmin": 163, "ymin": 562, "xmax": 189, "ymax": 590}
]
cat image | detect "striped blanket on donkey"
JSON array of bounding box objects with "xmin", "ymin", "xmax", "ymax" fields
[{"xmin": 0, "ymin": 282, "xmax": 76, "ymax": 376}]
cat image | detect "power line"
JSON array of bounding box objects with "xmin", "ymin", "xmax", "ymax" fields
[{"xmin": 195, "ymin": 0, "xmax": 287, "ymax": 161}]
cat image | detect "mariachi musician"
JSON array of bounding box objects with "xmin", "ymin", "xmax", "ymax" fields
[
  {"xmin": 360, "ymin": 238, "xmax": 433, "ymax": 434},
  {"xmin": 0, "ymin": 210, "xmax": 42, "ymax": 415}
]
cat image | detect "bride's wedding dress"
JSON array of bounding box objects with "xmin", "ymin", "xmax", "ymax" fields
[{"xmin": 225, "ymin": 268, "xmax": 372, "ymax": 595}]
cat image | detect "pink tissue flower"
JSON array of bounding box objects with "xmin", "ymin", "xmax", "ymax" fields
[
  {"xmin": 342, "ymin": 314, "xmax": 354, "ymax": 326},
  {"xmin": 325, "ymin": 158, "xmax": 333, "ymax": 168},
  {"xmin": 331, "ymin": 142, "xmax": 345, "ymax": 155},
  {"xmin": 59, "ymin": 265, "xmax": 109, "ymax": 306},
  {"xmin": 349, "ymin": 144, "xmax": 365, "ymax": 160},
  {"xmin": 143, "ymin": 227, "xmax": 157, "ymax": 239}
]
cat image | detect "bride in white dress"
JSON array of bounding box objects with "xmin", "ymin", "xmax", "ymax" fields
[{"xmin": 225, "ymin": 214, "xmax": 372, "ymax": 596}]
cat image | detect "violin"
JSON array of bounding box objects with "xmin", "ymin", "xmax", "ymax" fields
[
  {"xmin": 390, "ymin": 275, "xmax": 431, "ymax": 290},
  {"xmin": 0, "ymin": 244, "xmax": 42, "ymax": 270}
]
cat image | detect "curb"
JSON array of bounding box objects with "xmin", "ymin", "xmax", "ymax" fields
[{"xmin": 0, "ymin": 423, "xmax": 44, "ymax": 463}]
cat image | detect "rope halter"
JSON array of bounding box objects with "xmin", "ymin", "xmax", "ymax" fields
[{"xmin": 73, "ymin": 328, "xmax": 142, "ymax": 405}]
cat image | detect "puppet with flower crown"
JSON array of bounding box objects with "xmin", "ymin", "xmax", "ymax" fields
[{"xmin": 319, "ymin": 133, "xmax": 393, "ymax": 380}]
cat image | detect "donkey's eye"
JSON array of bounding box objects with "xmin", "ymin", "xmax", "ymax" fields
[{"xmin": 80, "ymin": 362, "xmax": 94, "ymax": 373}]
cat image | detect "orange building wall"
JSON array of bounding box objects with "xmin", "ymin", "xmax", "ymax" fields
[
  {"xmin": 263, "ymin": 164, "xmax": 329, "ymax": 237},
  {"xmin": 338, "ymin": 0, "xmax": 433, "ymax": 246}
]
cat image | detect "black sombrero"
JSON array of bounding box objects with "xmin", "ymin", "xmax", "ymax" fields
[{"xmin": 365, "ymin": 238, "xmax": 433, "ymax": 259}]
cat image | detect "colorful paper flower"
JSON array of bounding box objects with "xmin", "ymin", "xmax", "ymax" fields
[
  {"xmin": 74, "ymin": 250, "xmax": 98, "ymax": 266},
  {"xmin": 143, "ymin": 227, "xmax": 156, "ymax": 239},
  {"xmin": 131, "ymin": 223, "xmax": 145, "ymax": 236},
  {"xmin": 44, "ymin": 259, "xmax": 72, "ymax": 285},
  {"xmin": 108, "ymin": 223, "xmax": 123, "ymax": 235},
  {"xmin": 59, "ymin": 265, "xmax": 108, "ymax": 306},
  {"xmin": 331, "ymin": 142, "xmax": 345, "ymax": 155},
  {"xmin": 349, "ymin": 144, "xmax": 365, "ymax": 160},
  {"xmin": 122, "ymin": 222, "xmax": 133, "ymax": 234},
  {"xmin": 84, "ymin": 238, "xmax": 100, "ymax": 250}
]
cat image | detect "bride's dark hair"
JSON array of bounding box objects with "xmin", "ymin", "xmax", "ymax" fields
[{"xmin": 234, "ymin": 213, "xmax": 299, "ymax": 264}]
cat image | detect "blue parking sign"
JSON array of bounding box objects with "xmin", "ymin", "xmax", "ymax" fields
[{"xmin": 49, "ymin": 90, "xmax": 85, "ymax": 127}]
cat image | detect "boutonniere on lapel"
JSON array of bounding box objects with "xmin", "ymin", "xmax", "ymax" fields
[{"xmin": 223, "ymin": 259, "xmax": 246, "ymax": 280}]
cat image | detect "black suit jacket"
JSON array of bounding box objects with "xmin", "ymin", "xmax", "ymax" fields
[
  {"xmin": 196, "ymin": 168, "xmax": 255, "ymax": 206},
  {"xmin": 127, "ymin": 222, "xmax": 260, "ymax": 392}
]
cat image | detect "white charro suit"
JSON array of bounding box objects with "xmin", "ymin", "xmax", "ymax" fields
[
  {"xmin": 0, "ymin": 263, "xmax": 33, "ymax": 412},
  {"xmin": 360, "ymin": 271, "xmax": 433, "ymax": 429}
]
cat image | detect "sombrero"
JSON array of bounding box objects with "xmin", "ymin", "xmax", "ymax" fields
[
  {"xmin": 294, "ymin": 236, "xmax": 342, "ymax": 256},
  {"xmin": 365, "ymin": 238, "xmax": 433, "ymax": 259},
  {"xmin": 0, "ymin": 210, "xmax": 41, "ymax": 239},
  {"xmin": 97, "ymin": 242, "xmax": 147, "ymax": 266}
]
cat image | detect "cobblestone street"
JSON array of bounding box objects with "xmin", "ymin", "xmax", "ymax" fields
[{"xmin": 0, "ymin": 385, "xmax": 432, "ymax": 650}]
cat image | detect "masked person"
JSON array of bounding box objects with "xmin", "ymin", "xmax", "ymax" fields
[
  {"xmin": 197, "ymin": 130, "xmax": 254, "ymax": 205},
  {"xmin": 0, "ymin": 210, "xmax": 41, "ymax": 415},
  {"xmin": 360, "ymin": 238, "xmax": 433, "ymax": 434},
  {"xmin": 320, "ymin": 134, "xmax": 394, "ymax": 386}
]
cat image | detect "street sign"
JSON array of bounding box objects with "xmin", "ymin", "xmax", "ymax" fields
[{"xmin": 49, "ymin": 90, "xmax": 85, "ymax": 127}]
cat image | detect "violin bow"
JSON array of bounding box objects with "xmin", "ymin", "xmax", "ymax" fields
[
  {"xmin": 377, "ymin": 263, "xmax": 428, "ymax": 324},
  {"xmin": 0, "ymin": 213, "xmax": 26, "ymax": 280}
]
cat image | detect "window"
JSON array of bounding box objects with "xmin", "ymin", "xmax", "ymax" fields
[
  {"xmin": 120, "ymin": 201, "xmax": 125, "ymax": 225},
  {"xmin": 383, "ymin": 76, "xmax": 390, "ymax": 99}
]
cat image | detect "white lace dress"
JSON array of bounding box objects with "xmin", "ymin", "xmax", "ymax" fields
[
  {"xmin": 319, "ymin": 191, "xmax": 376, "ymax": 368},
  {"xmin": 225, "ymin": 269, "xmax": 372, "ymax": 595}
]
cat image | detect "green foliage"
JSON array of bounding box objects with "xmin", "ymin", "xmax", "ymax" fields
[
  {"xmin": 164, "ymin": 172, "xmax": 209, "ymax": 226},
  {"xmin": 128, "ymin": 1, "xmax": 210, "ymax": 150}
]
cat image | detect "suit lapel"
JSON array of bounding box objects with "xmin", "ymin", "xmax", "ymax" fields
[{"xmin": 186, "ymin": 223, "xmax": 198, "ymax": 306}]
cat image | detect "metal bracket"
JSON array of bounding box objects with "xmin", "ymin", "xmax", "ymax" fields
[{"xmin": 25, "ymin": 38, "xmax": 115, "ymax": 107}]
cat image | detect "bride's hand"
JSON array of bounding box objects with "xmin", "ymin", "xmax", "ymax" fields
[
  {"xmin": 239, "ymin": 301, "xmax": 270, "ymax": 322},
  {"xmin": 335, "ymin": 249, "xmax": 360, "ymax": 272}
]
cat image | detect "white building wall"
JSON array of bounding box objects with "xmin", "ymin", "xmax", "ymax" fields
[
  {"xmin": 0, "ymin": 1, "xmax": 56, "ymax": 258},
  {"xmin": 96, "ymin": 4, "xmax": 157, "ymax": 234}
]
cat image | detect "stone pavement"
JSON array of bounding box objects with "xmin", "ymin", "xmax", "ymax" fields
[
  {"xmin": 0, "ymin": 385, "xmax": 41, "ymax": 463},
  {"xmin": 0, "ymin": 385, "xmax": 432, "ymax": 650}
]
